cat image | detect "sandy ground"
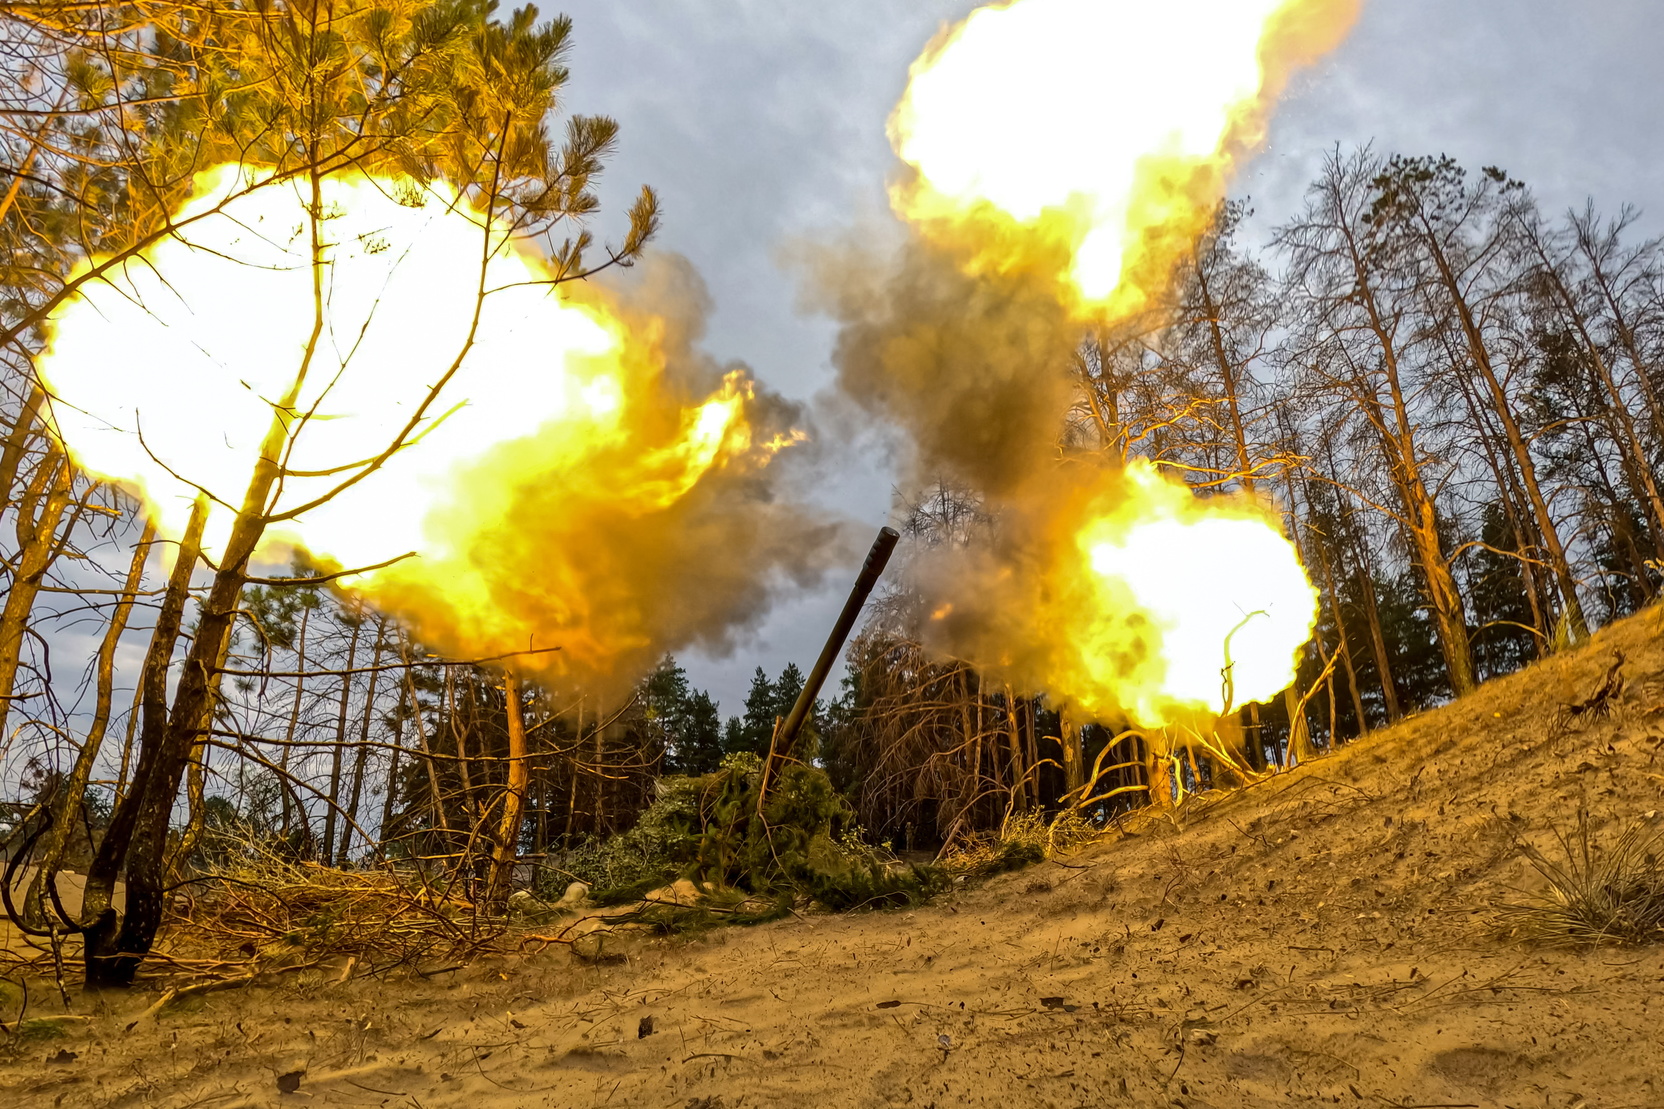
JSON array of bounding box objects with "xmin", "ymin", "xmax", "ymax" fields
[
  {"xmin": 1, "ymin": 871, "xmax": 122, "ymax": 961},
  {"xmin": 4, "ymin": 608, "xmax": 1664, "ymax": 1108}
]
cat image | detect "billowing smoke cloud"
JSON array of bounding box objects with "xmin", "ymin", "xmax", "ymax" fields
[
  {"xmin": 799, "ymin": 0, "xmax": 1356, "ymax": 725},
  {"xmin": 370, "ymin": 254, "xmax": 855, "ymax": 697},
  {"xmin": 802, "ymin": 231, "xmax": 1079, "ymax": 498}
]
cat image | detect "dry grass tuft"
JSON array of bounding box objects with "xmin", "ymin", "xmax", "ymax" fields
[
  {"xmin": 940, "ymin": 809, "xmax": 1103, "ymax": 878},
  {"xmin": 1496, "ymin": 808, "xmax": 1664, "ymax": 947},
  {"xmin": 165, "ymin": 834, "xmax": 496, "ymax": 976}
]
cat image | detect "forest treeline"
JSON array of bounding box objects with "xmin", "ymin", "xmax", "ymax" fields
[
  {"xmin": 5, "ymin": 146, "xmax": 1659, "ymax": 886},
  {"xmin": 828, "ymin": 151, "xmax": 1664, "ymax": 848},
  {"xmin": 1, "ymin": 0, "xmax": 1660, "ymax": 982}
]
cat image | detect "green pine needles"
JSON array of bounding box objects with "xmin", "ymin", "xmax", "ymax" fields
[{"xmin": 543, "ymin": 753, "xmax": 948, "ymax": 921}]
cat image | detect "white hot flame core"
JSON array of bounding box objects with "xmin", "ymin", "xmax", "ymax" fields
[
  {"xmin": 39, "ymin": 166, "xmax": 740, "ymax": 578},
  {"xmin": 892, "ymin": 0, "xmax": 1299, "ymax": 299}
]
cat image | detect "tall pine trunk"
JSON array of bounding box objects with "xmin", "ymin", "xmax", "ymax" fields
[
  {"xmin": 486, "ymin": 674, "xmax": 528, "ymax": 908},
  {"xmin": 399, "ymin": 638, "xmax": 450, "ymax": 844},
  {"xmin": 0, "ymin": 384, "xmax": 44, "ymax": 515},
  {"xmin": 1347, "ymin": 252, "xmax": 1476, "ymax": 696},
  {"xmin": 0, "ymin": 450, "xmax": 75, "ymax": 736},
  {"xmin": 337, "ymin": 620, "xmax": 385, "ymax": 865},
  {"xmin": 82, "ymin": 498, "xmax": 209, "ymax": 983},
  {"xmin": 22, "ymin": 522, "xmax": 155, "ymax": 929},
  {"xmin": 322, "ymin": 614, "xmax": 363, "ymax": 863},
  {"xmin": 378, "ymin": 676, "xmax": 410, "ymax": 852},
  {"xmin": 85, "ymin": 166, "xmax": 335, "ymax": 986},
  {"xmin": 1418, "ymin": 223, "xmax": 1588, "ymax": 638},
  {"xmin": 1003, "ymin": 686, "xmax": 1028, "ymax": 815},
  {"xmin": 1529, "ymin": 228, "xmax": 1664, "ymax": 565},
  {"xmin": 279, "ymin": 604, "xmax": 312, "ymax": 846}
]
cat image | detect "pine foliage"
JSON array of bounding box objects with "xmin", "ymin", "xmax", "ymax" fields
[{"xmin": 545, "ymin": 753, "xmax": 948, "ymax": 916}]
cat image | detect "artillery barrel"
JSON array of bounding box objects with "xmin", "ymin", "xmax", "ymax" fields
[{"xmin": 773, "ymin": 525, "xmax": 900, "ymax": 756}]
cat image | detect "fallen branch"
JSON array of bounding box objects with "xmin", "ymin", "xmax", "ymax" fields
[{"xmin": 126, "ymin": 960, "xmax": 325, "ymax": 1029}]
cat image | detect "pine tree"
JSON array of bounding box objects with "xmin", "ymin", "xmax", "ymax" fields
[
  {"xmin": 730, "ymin": 666, "xmax": 778, "ymax": 755},
  {"xmin": 722, "ymin": 716, "xmax": 747, "ymax": 757},
  {"xmin": 678, "ymin": 692, "xmax": 725, "ymax": 776},
  {"xmin": 49, "ymin": 0, "xmax": 660, "ymax": 988},
  {"xmin": 642, "ymin": 657, "xmax": 724, "ymax": 775}
]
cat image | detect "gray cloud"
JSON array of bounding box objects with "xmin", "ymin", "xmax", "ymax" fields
[{"xmin": 1248, "ymin": 0, "xmax": 1664, "ymax": 235}]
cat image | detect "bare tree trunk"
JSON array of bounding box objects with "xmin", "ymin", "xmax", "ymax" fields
[
  {"xmin": 0, "ymin": 383, "xmax": 44, "ymax": 514},
  {"xmin": 114, "ymin": 681, "xmax": 144, "ymax": 805},
  {"xmin": 1329, "ymin": 180, "xmax": 1476, "ymax": 696},
  {"xmin": 1195, "ymin": 260, "xmax": 1281, "ymax": 769},
  {"xmin": 970, "ymin": 689, "xmax": 985, "ymax": 829},
  {"xmin": 0, "ymin": 450, "xmax": 74, "ymax": 737},
  {"xmin": 1581, "ymin": 339, "xmax": 1664, "ymax": 564},
  {"xmin": 1145, "ymin": 737, "xmax": 1173, "ymax": 810},
  {"xmin": 1184, "ymin": 744, "xmax": 1205, "ymax": 797},
  {"xmin": 337, "ymin": 619, "xmax": 385, "ymax": 865},
  {"xmin": 82, "ymin": 497, "xmax": 208, "ymax": 982},
  {"xmin": 1269, "ymin": 467, "xmax": 1312, "ymax": 762},
  {"xmin": 87, "ymin": 156, "xmax": 337, "ymax": 981},
  {"xmin": 1573, "ymin": 415, "xmax": 1657, "ymax": 600},
  {"xmin": 1021, "ymin": 699, "xmax": 1040, "ymax": 808},
  {"xmin": 1443, "ymin": 354, "xmax": 1550, "ymax": 648},
  {"xmin": 1319, "ymin": 639, "xmax": 1339, "ymax": 746},
  {"xmin": 954, "ymin": 669, "xmax": 973, "ymax": 823},
  {"xmin": 1284, "ymin": 452, "xmax": 1369, "ymax": 737},
  {"xmin": 22, "ymin": 522, "xmax": 154, "ymax": 928},
  {"xmin": 593, "ymin": 702, "xmax": 607, "ymax": 835},
  {"xmin": 446, "ymin": 668, "xmax": 478, "ymax": 824},
  {"xmin": 1419, "ymin": 227, "xmax": 1588, "ymax": 638},
  {"xmin": 532, "ymin": 776, "xmax": 549, "ymax": 858},
  {"xmin": 279, "ymin": 603, "xmax": 311, "ymax": 845},
  {"xmin": 1316, "ymin": 431, "xmax": 1402, "ymax": 722},
  {"xmin": 487, "ymin": 673, "xmax": 528, "ymax": 909},
  {"xmin": 1003, "ymin": 685, "xmax": 1027, "ymax": 814},
  {"xmin": 1350, "ymin": 544, "xmax": 1402, "ymax": 720},
  {"xmin": 1409, "ymin": 491, "xmax": 1477, "ymax": 697},
  {"xmin": 1059, "ymin": 717, "xmax": 1084, "ymax": 801},
  {"xmin": 1313, "ymin": 532, "xmax": 1368, "ymax": 734},
  {"xmin": 175, "ymin": 741, "xmax": 210, "ymax": 877},
  {"xmin": 322, "ymin": 612, "xmax": 363, "ymax": 864},
  {"xmin": 1529, "ymin": 227, "xmax": 1664, "ymax": 562},
  {"xmin": 378, "ymin": 676, "xmax": 409, "ymax": 851},
  {"xmin": 94, "ymin": 428, "xmax": 305, "ymax": 984},
  {"xmin": 1369, "ymin": 363, "xmax": 1477, "ymax": 698},
  {"xmin": 1282, "ymin": 683, "xmax": 1311, "ymax": 761},
  {"xmin": 1362, "ymin": 388, "xmax": 1471, "ymax": 696},
  {"xmin": 398, "ymin": 640, "xmax": 449, "ymax": 845},
  {"xmin": 1573, "ymin": 211, "xmax": 1664, "ymax": 464},
  {"xmin": 564, "ymin": 696, "xmax": 584, "ymax": 842}
]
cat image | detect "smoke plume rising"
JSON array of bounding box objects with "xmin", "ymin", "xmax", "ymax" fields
[
  {"xmin": 803, "ymin": 0, "xmax": 1357, "ymax": 725},
  {"xmin": 368, "ymin": 255, "xmax": 853, "ymax": 696}
]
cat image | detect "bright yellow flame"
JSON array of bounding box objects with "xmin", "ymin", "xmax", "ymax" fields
[
  {"xmin": 1075, "ymin": 465, "xmax": 1318, "ymax": 725},
  {"xmin": 886, "ymin": 0, "xmax": 1350, "ymax": 725},
  {"xmin": 891, "ymin": 0, "xmax": 1360, "ymax": 306},
  {"xmin": 38, "ymin": 165, "xmax": 784, "ymax": 677},
  {"xmin": 922, "ymin": 462, "xmax": 1321, "ymax": 729}
]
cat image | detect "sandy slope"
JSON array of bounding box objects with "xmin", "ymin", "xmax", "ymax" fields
[
  {"xmin": 0, "ymin": 872, "xmax": 123, "ymax": 961},
  {"xmin": 4, "ymin": 607, "xmax": 1664, "ymax": 1108}
]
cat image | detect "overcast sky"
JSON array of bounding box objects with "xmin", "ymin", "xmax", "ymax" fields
[{"xmin": 548, "ymin": 0, "xmax": 1664, "ymax": 717}]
